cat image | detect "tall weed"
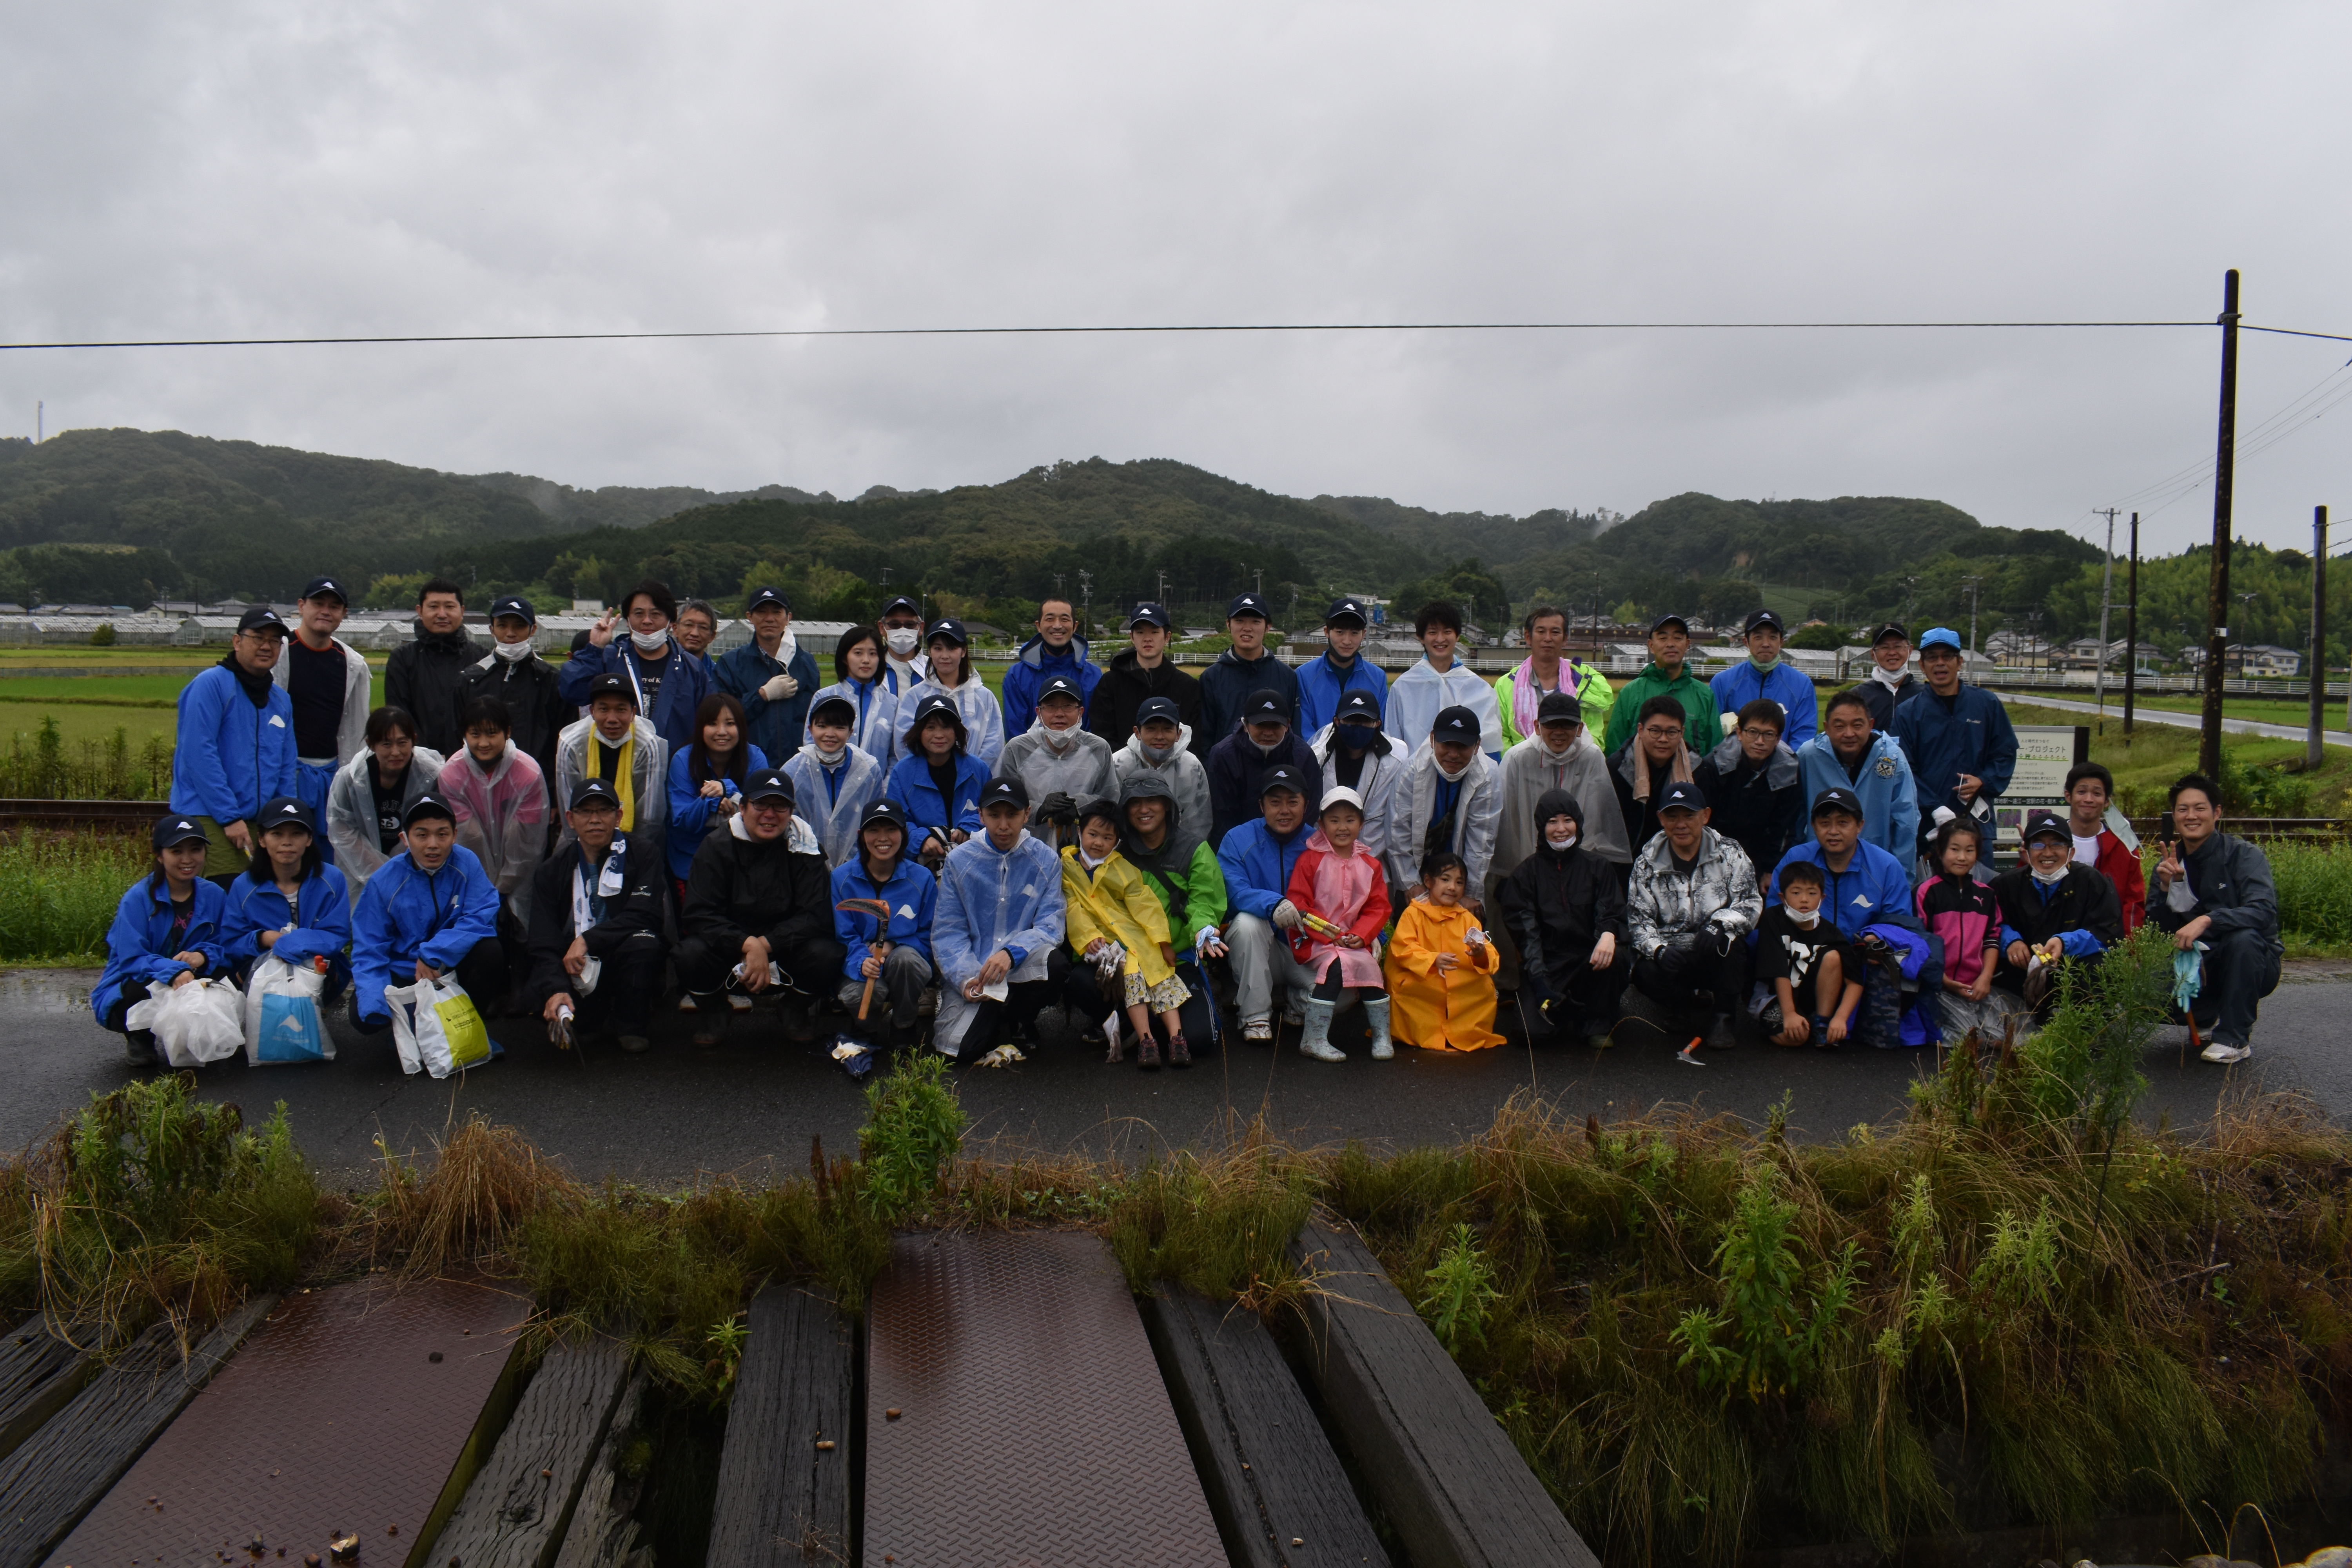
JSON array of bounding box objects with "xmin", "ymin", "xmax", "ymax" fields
[{"xmin": 0, "ymin": 831, "xmax": 151, "ymax": 960}]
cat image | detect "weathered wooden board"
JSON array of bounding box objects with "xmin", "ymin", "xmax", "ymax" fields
[
  {"xmin": 706, "ymin": 1287, "xmax": 855, "ymax": 1568},
  {"xmin": 1285, "ymin": 1223, "xmax": 1598, "ymax": 1568},
  {"xmin": 0, "ymin": 1318, "xmax": 87, "ymax": 1463},
  {"xmin": 548, "ymin": 1372, "xmax": 652, "ymax": 1568},
  {"xmin": 1143, "ymin": 1289, "xmax": 1391, "ymax": 1568},
  {"xmin": 0, "ymin": 1294, "xmax": 273, "ymax": 1568},
  {"xmin": 432, "ymin": 1334, "xmax": 631, "ymax": 1568}
]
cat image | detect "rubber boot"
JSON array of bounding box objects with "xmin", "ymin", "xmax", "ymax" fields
[
  {"xmin": 1365, "ymin": 997, "xmax": 1394, "ymax": 1060},
  {"xmin": 1299, "ymin": 998, "xmax": 1346, "ymax": 1062}
]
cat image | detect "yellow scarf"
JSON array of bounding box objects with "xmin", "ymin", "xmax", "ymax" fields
[{"xmin": 586, "ymin": 728, "xmax": 637, "ymax": 830}]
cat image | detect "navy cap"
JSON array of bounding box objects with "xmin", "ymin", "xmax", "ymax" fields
[
  {"xmin": 908, "ymin": 692, "xmax": 961, "ymax": 727},
  {"xmin": 1227, "ymin": 593, "xmax": 1271, "ymax": 620},
  {"xmin": 489, "ymin": 594, "xmax": 537, "ymax": 626},
  {"xmin": 1656, "ymin": 779, "xmax": 1709, "ymax": 815},
  {"xmin": 256, "ymin": 795, "xmax": 317, "ymax": 835},
  {"xmin": 860, "ymin": 798, "xmax": 908, "ymax": 831},
  {"xmin": 746, "ymin": 586, "xmax": 792, "ymax": 613},
  {"xmin": 299, "ymin": 576, "xmax": 350, "ymax": 605},
  {"xmin": 1650, "ymin": 612, "xmax": 1691, "ymax": 635},
  {"xmin": 925, "ymin": 617, "xmax": 968, "ymax": 647},
  {"xmin": 1323, "ymin": 597, "xmax": 1369, "ymax": 627},
  {"xmin": 1333, "ymin": 690, "xmax": 1381, "ymax": 725},
  {"xmin": 1037, "ymin": 674, "xmax": 1085, "ymax": 704},
  {"xmin": 1918, "ymin": 627, "xmax": 1964, "ymax": 652},
  {"xmin": 401, "ymin": 793, "xmax": 455, "ymax": 828},
  {"xmin": 586, "ymin": 672, "xmax": 635, "ymax": 705},
  {"xmin": 1744, "ymin": 609, "xmax": 1785, "ymax": 636},
  {"xmin": 237, "ymin": 606, "xmax": 289, "ymax": 635},
  {"xmin": 1135, "ymin": 696, "xmax": 1182, "ymax": 728},
  {"xmin": 743, "ymin": 768, "xmax": 797, "ymax": 805},
  {"xmin": 569, "ymin": 778, "xmax": 622, "ymax": 811},
  {"xmin": 1259, "ymin": 763, "xmax": 1308, "ymax": 798},
  {"xmin": 1127, "ymin": 602, "xmax": 1171, "ymax": 630},
  {"xmin": 2023, "ymin": 809, "xmax": 2071, "ymax": 844},
  {"xmin": 980, "ymin": 776, "xmax": 1029, "ymax": 810},
  {"xmin": 1870, "ymin": 622, "xmax": 1908, "ymax": 646},
  {"xmin": 1428, "ymin": 705, "xmax": 1481, "ymax": 745},
  {"xmin": 1810, "ymin": 786, "xmax": 1865, "ymax": 820},
  {"xmin": 152, "ymin": 813, "xmax": 210, "ymax": 850},
  {"xmin": 1537, "ymin": 691, "xmax": 1583, "ymax": 725},
  {"xmin": 808, "ymin": 692, "xmax": 855, "ymax": 724},
  {"xmin": 1242, "ymin": 689, "xmax": 1287, "ymax": 724},
  {"xmin": 880, "ymin": 595, "xmax": 922, "ymax": 620}
]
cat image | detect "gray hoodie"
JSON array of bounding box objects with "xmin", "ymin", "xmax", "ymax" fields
[{"xmin": 995, "ymin": 724, "xmax": 1117, "ymax": 849}]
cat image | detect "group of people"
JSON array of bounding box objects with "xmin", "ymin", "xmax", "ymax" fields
[{"xmin": 98, "ymin": 577, "xmax": 2282, "ymax": 1070}]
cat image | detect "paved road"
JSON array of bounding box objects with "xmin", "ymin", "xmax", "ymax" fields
[
  {"xmin": 4, "ymin": 969, "xmax": 2344, "ymax": 1189},
  {"xmin": 1996, "ymin": 690, "xmax": 2351, "ymax": 748}
]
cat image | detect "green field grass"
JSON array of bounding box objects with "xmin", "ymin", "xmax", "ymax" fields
[{"xmin": 0, "ymin": 833, "xmax": 153, "ymax": 962}]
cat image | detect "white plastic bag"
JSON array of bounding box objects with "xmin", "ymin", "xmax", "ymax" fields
[
  {"xmin": 125, "ymin": 977, "xmax": 245, "ymax": 1067},
  {"xmin": 243, "ymin": 955, "xmax": 334, "ymax": 1065},
  {"xmin": 382, "ymin": 975, "xmax": 494, "ymax": 1079}
]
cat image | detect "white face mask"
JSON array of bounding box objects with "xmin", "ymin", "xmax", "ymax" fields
[
  {"xmin": 1436, "ymin": 757, "xmax": 1472, "ymax": 783},
  {"xmin": 1040, "ymin": 727, "xmax": 1078, "ymax": 753},
  {"xmin": 1544, "ymin": 825, "xmax": 1578, "ymax": 849},
  {"xmin": 493, "ymin": 639, "xmax": 534, "ymax": 662},
  {"xmin": 1786, "ymin": 905, "xmax": 1821, "ymax": 928},
  {"xmin": 2029, "ymin": 857, "xmax": 2071, "ymax": 886},
  {"xmin": 630, "ymin": 629, "xmax": 669, "ymax": 655},
  {"xmin": 885, "ymin": 627, "xmax": 921, "ymax": 656},
  {"xmin": 815, "ymin": 743, "xmax": 848, "ymax": 766}
]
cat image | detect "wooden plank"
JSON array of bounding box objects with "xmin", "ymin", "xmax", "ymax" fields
[
  {"xmin": 706, "ymin": 1287, "xmax": 854, "ymax": 1568},
  {"xmin": 0, "ymin": 1318, "xmax": 89, "ymax": 1463},
  {"xmin": 0, "ymin": 1294, "xmax": 272, "ymax": 1568},
  {"xmin": 548, "ymin": 1373, "xmax": 653, "ymax": 1568},
  {"xmin": 429, "ymin": 1334, "xmax": 631, "ymax": 1568},
  {"xmin": 1143, "ymin": 1289, "xmax": 1392, "ymax": 1568},
  {"xmin": 1284, "ymin": 1223, "xmax": 1598, "ymax": 1568}
]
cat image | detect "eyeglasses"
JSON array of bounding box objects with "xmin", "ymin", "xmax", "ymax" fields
[
  {"xmin": 1639, "ymin": 724, "xmax": 1683, "ymax": 739},
  {"xmin": 1738, "ymin": 727, "xmax": 1780, "ymax": 742}
]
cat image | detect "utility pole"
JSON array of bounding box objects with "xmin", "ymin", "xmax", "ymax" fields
[
  {"xmin": 1960, "ymin": 575, "xmax": 1985, "ymax": 655},
  {"xmin": 2310, "ymin": 505, "xmax": 2328, "ymax": 770},
  {"xmin": 34, "ymin": 401, "xmax": 41, "ymax": 445},
  {"xmin": 1252, "ymin": 566, "xmax": 1264, "ymax": 597},
  {"xmin": 1077, "ymin": 569, "xmax": 1093, "ymax": 634},
  {"xmin": 2200, "ymin": 269, "xmax": 2242, "ymax": 780},
  {"xmin": 2123, "ymin": 513, "xmax": 2140, "ymax": 740},
  {"xmin": 2093, "ymin": 507, "xmax": 2118, "ymax": 733}
]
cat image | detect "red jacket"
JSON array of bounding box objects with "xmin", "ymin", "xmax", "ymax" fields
[
  {"xmin": 1282, "ymin": 846, "xmax": 1393, "ymax": 965},
  {"xmin": 2085, "ymin": 827, "xmax": 2147, "ymax": 933}
]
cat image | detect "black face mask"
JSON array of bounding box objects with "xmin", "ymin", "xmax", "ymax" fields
[{"xmin": 1333, "ymin": 725, "xmax": 1377, "ymax": 753}]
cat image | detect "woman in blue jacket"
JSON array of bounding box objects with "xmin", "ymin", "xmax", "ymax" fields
[
  {"xmin": 829, "ymin": 799, "xmax": 938, "ymax": 1046},
  {"xmin": 801, "ymin": 624, "xmax": 904, "ymax": 765},
  {"xmin": 94, "ymin": 814, "xmax": 234, "ymax": 1064},
  {"xmin": 222, "ymin": 795, "xmax": 353, "ymax": 1000},
  {"xmin": 349, "ymin": 793, "xmax": 505, "ymax": 1034},
  {"xmin": 888, "ymin": 692, "xmax": 991, "ymax": 869},
  {"xmin": 665, "ymin": 692, "xmax": 769, "ymax": 888}
]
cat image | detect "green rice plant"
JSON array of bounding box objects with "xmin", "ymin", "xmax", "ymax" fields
[
  {"xmin": 0, "ymin": 830, "xmax": 152, "ymax": 961},
  {"xmin": 0, "ymin": 718, "xmax": 170, "ymax": 800},
  {"xmin": 855, "ymin": 1049, "xmax": 965, "ymax": 1222}
]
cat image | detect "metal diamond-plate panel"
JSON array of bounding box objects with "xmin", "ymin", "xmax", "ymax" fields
[
  {"xmin": 47, "ymin": 1275, "xmax": 529, "ymax": 1568},
  {"xmin": 866, "ymin": 1230, "xmax": 1227, "ymax": 1568}
]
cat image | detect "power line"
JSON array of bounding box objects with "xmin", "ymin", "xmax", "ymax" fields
[{"xmin": 0, "ymin": 318, "xmax": 2289, "ymax": 353}]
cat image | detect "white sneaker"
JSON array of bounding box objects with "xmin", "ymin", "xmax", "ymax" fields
[
  {"xmin": 1242, "ymin": 1020, "xmax": 1274, "ymax": 1044},
  {"xmin": 2200, "ymin": 1040, "xmax": 2252, "ymax": 1064},
  {"xmin": 729, "ymin": 993, "xmax": 754, "ymax": 1013}
]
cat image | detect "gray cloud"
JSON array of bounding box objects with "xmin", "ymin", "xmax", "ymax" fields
[{"xmin": 2, "ymin": 0, "xmax": 2345, "ymax": 553}]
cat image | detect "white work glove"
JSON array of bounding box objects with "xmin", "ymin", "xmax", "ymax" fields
[
  {"xmin": 1270, "ymin": 900, "xmax": 1302, "ymax": 931},
  {"xmin": 760, "ymin": 672, "xmax": 799, "ymax": 702},
  {"xmin": 1464, "ymin": 927, "xmax": 1489, "ymax": 949},
  {"xmin": 1196, "ymin": 925, "xmax": 1226, "ymax": 957}
]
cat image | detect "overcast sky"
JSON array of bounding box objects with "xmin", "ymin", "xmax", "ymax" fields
[{"xmin": 3, "ymin": 2, "xmax": 2345, "ymax": 554}]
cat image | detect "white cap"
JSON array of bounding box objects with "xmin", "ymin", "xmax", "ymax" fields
[{"xmin": 1319, "ymin": 785, "xmax": 1366, "ymax": 814}]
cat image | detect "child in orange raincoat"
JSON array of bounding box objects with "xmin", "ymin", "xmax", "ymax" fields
[
  {"xmin": 1283, "ymin": 786, "xmax": 1393, "ymax": 1063},
  {"xmin": 1384, "ymin": 851, "xmax": 1504, "ymax": 1050}
]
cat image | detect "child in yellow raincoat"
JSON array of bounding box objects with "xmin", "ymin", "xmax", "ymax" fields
[
  {"xmin": 1384, "ymin": 851, "xmax": 1505, "ymax": 1050},
  {"xmin": 1062, "ymin": 799, "xmax": 1193, "ymax": 1070}
]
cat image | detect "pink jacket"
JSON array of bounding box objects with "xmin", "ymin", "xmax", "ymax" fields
[{"xmin": 1283, "ymin": 831, "xmax": 1392, "ymax": 987}]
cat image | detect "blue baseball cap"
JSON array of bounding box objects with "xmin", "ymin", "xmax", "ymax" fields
[
  {"xmin": 1656, "ymin": 779, "xmax": 1708, "ymax": 815},
  {"xmin": 1226, "ymin": 593, "xmax": 1271, "ymax": 620},
  {"xmin": 1918, "ymin": 627, "xmax": 1963, "ymax": 652}
]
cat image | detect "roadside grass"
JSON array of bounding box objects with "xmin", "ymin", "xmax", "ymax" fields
[
  {"xmin": 0, "ymin": 706, "xmax": 177, "ymax": 757},
  {"xmin": 0, "ymin": 830, "xmax": 153, "ymax": 962}
]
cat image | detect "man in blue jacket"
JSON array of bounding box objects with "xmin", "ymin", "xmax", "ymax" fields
[
  {"xmin": 1296, "ymin": 597, "xmax": 1389, "ymax": 737},
  {"xmin": 715, "ymin": 586, "xmax": 823, "ymax": 764},
  {"xmin": 1001, "ymin": 596, "xmax": 1103, "ymax": 740},
  {"xmin": 349, "ymin": 793, "xmax": 506, "ymax": 1036},
  {"xmin": 173, "ymin": 606, "xmax": 301, "ymax": 884},
  {"xmin": 1216, "ymin": 762, "xmax": 1318, "ymax": 1043},
  {"xmin": 1197, "ymin": 592, "xmax": 1300, "ymax": 743},
  {"xmin": 1796, "ymin": 690, "xmax": 1920, "ymax": 860},
  {"xmin": 1765, "ymin": 787, "xmax": 1924, "ymax": 1047},
  {"xmin": 93, "ymin": 814, "xmax": 234, "ymax": 1063},
  {"xmin": 558, "ymin": 578, "xmax": 713, "ymax": 755},
  {"xmin": 1709, "ymin": 610, "xmax": 1818, "ymax": 749},
  {"xmin": 931, "ymin": 777, "xmax": 1067, "ymax": 1063},
  {"xmin": 1891, "ymin": 627, "xmax": 2018, "ymax": 862},
  {"xmin": 830, "ymin": 799, "xmax": 937, "ymax": 1048}
]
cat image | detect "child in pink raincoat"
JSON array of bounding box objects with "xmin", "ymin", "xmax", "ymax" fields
[{"xmin": 1282, "ymin": 786, "xmax": 1394, "ymax": 1064}]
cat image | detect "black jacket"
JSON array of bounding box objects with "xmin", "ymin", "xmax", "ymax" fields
[
  {"xmin": 386, "ymin": 622, "xmax": 487, "ymax": 756},
  {"xmin": 1691, "ymin": 735, "xmax": 1804, "ymax": 888},
  {"xmin": 1196, "ymin": 648, "xmax": 1301, "ymax": 744},
  {"xmin": 1857, "ymin": 673, "xmax": 1924, "ymax": 731},
  {"xmin": 2150, "ymin": 832, "xmax": 2283, "ymax": 955},
  {"xmin": 1991, "ymin": 862, "xmax": 2123, "ymax": 989},
  {"xmin": 1608, "ymin": 740, "xmax": 1701, "ymax": 866},
  {"xmin": 1205, "ymin": 728, "xmax": 1320, "ymax": 848},
  {"xmin": 681, "ymin": 820, "xmax": 835, "ymax": 955},
  {"xmin": 524, "ymin": 838, "xmax": 667, "ymax": 1005},
  {"xmin": 1086, "ymin": 651, "xmax": 1206, "ymax": 759},
  {"xmin": 462, "ymin": 650, "xmax": 570, "ymax": 803},
  {"xmin": 1497, "ymin": 788, "xmax": 1625, "ymax": 987}
]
